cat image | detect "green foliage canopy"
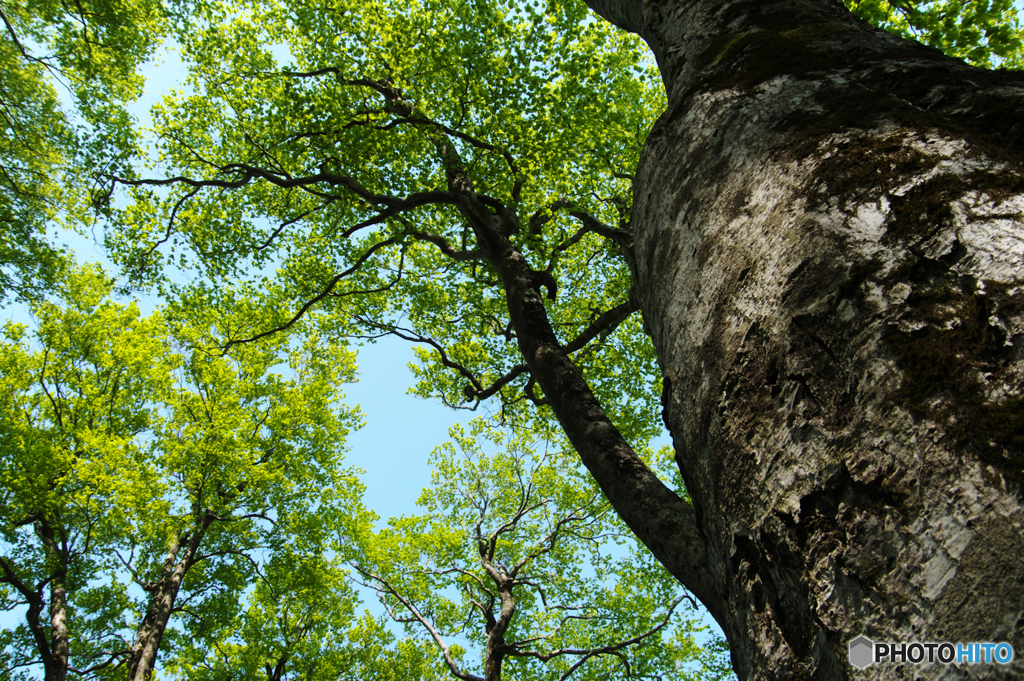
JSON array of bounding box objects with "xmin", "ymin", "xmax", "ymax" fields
[
  {"xmin": 843, "ymin": 0, "xmax": 1024, "ymax": 68},
  {"xmin": 354, "ymin": 421, "xmax": 732, "ymax": 681},
  {"xmin": 0, "ymin": 266, "xmax": 366, "ymax": 680},
  {"xmin": 102, "ymin": 0, "xmax": 669, "ymax": 452},
  {"xmin": 165, "ymin": 552, "xmax": 440, "ymax": 681},
  {"xmin": 0, "ymin": 0, "xmax": 166, "ymax": 301}
]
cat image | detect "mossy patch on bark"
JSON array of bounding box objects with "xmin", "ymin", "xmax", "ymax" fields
[{"xmin": 697, "ymin": 23, "xmax": 859, "ymax": 91}]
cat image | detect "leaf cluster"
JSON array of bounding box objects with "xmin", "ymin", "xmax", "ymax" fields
[
  {"xmin": 845, "ymin": 0, "xmax": 1024, "ymax": 68},
  {"xmin": 0, "ymin": 265, "xmax": 366, "ymax": 679}
]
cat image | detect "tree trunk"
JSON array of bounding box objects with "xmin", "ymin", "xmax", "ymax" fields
[
  {"xmin": 128, "ymin": 517, "xmax": 212, "ymax": 681},
  {"xmin": 483, "ymin": 581, "xmax": 515, "ymax": 681},
  {"xmin": 1, "ymin": 551, "xmax": 67, "ymax": 681},
  {"xmin": 47, "ymin": 570, "xmax": 69, "ymax": 681},
  {"xmin": 37, "ymin": 522, "xmax": 69, "ymax": 681},
  {"xmin": 585, "ymin": 0, "xmax": 1024, "ymax": 678}
]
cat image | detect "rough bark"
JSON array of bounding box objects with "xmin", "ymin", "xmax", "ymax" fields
[{"xmin": 582, "ymin": 0, "xmax": 1024, "ymax": 678}]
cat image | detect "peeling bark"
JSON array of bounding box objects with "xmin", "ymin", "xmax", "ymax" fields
[{"xmin": 580, "ymin": 0, "xmax": 1024, "ymax": 678}]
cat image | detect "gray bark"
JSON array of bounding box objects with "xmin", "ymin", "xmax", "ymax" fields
[
  {"xmin": 0, "ymin": 541, "xmax": 68, "ymax": 681},
  {"xmin": 581, "ymin": 0, "xmax": 1024, "ymax": 678}
]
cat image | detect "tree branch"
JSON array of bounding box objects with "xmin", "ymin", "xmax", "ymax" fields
[
  {"xmin": 113, "ymin": 547, "xmax": 151, "ymax": 592},
  {"xmin": 505, "ymin": 594, "xmax": 688, "ymax": 681},
  {"xmin": 528, "ymin": 197, "xmax": 574, "ymax": 235},
  {"xmin": 561, "ymin": 299, "xmax": 638, "ymax": 356},
  {"xmin": 407, "ymin": 228, "xmax": 482, "ymax": 261},
  {"xmin": 565, "ymin": 210, "xmax": 632, "ymax": 247},
  {"xmin": 221, "ymin": 237, "xmax": 401, "ymax": 352},
  {"xmin": 351, "ymin": 565, "xmax": 484, "ymax": 681},
  {"xmin": 453, "ymin": 174, "xmax": 722, "ymax": 626},
  {"xmin": 464, "ymin": 363, "xmax": 529, "ymax": 401},
  {"xmin": 355, "ymin": 319, "xmax": 494, "ymax": 409},
  {"xmin": 68, "ymin": 649, "xmax": 128, "ymax": 676},
  {"xmin": 277, "ymin": 66, "xmax": 522, "ymax": 187}
]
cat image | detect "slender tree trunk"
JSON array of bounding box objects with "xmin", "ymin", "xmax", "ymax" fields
[
  {"xmin": 1, "ymin": 552, "xmax": 67, "ymax": 681},
  {"xmin": 47, "ymin": 571, "xmax": 69, "ymax": 681},
  {"xmin": 37, "ymin": 522, "xmax": 69, "ymax": 681},
  {"xmin": 583, "ymin": 0, "xmax": 1024, "ymax": 678},
  {"xmin": 127, "ymin": 516, "xmax": 212, "ymax": 681}
]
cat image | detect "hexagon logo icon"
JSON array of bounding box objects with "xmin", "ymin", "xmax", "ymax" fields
[{"xmin": 849, "ymin": 635, "xmax": 875, "ymax": 669}]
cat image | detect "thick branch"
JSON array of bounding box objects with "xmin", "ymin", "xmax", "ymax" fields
[
  {"xmin": 581, "ymin": 0, "xmax": 646, "ymax": 36},
  {"xmin": 562, "ymin": 299, "xmax": 638, "ymax": 356},
  {"xmin": 528, "ymin": 197, "xmax": 573, "ymax": 234},
  {"xmin": 0, "ymin": 556, "xmax": 56, "ymax": 673},
  {"xmin": 408, "ymin": 228, "xmax": 482, "ymax": 261},
  {"xmin": 566, "ymin": 210, "xmax": 632, "ymax": 247},
  {"xmin": 455, "ymin": 191, "xmax": 723, "ymax": 625}
]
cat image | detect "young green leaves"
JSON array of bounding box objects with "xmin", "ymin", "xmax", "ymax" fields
[
  {"xmin": 0, "ymin": 265, "xmax": 366, "ymax": 680},
  {"xmin": 354, "ymin": 421, "xmax": 730, "ymax": 681}
]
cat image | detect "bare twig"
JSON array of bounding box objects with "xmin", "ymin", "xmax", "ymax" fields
[{"xmin": 351, "ymin": 565, "xmax": 484, "ymax": 681}]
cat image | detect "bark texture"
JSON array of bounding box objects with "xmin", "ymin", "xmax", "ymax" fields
[{"xmin": 586, "ymin": 0, "xmax": 1024, "ymax": 678}]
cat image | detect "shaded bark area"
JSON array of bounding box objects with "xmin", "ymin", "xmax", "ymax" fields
[{"xmin": 587, "ymin": 0, "xmax": 1024, "ymax": 678}]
